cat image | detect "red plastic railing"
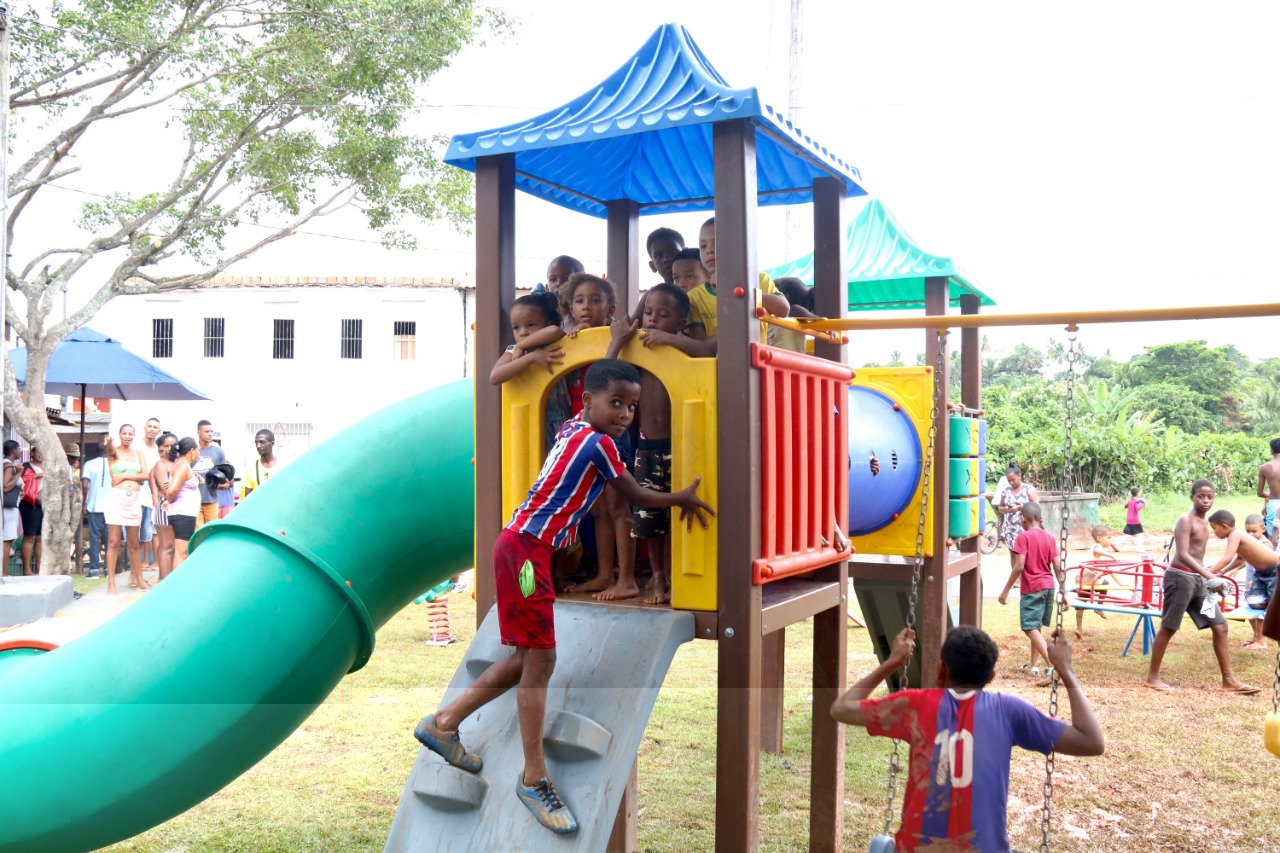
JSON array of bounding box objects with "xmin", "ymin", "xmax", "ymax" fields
[{"xmin": 751, "ymin": 343, "xmax": 855, "ymax": 584}]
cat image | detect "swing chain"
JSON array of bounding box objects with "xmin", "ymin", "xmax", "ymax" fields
[
  {"xmin": 1272, "ymin": 646, "xmax": 1280, "ymax": 715},
  {"xmin": 1040, "ymin": 330, "xmax": 1077, "ymax": 853},
  {"xmin": 881, "ymin": 331, "xmax": 946, "ymax": 837}
]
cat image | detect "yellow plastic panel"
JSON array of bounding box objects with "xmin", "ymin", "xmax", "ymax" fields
[
  {"xmin": 849, "ymin": 366, "xmax": 936, "ymax": 558},
  {"xmin": 500, "ymin": 327, "xmax": 720, "ymax": 611}
]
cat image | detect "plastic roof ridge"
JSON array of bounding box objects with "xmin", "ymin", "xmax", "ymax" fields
[{"xmin": 443, "ymin": 22, "xmax": 864, "ymax": 192}]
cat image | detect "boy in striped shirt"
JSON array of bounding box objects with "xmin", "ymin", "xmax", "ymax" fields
[
  {"xmin": 831, "ymin": 626, "xmax": 1104, "ymax": 852},
  {"xmin": 414, "ymin": 359, "xmax": 713, "ymax": 835}
]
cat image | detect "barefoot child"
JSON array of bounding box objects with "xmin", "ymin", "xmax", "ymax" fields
[
  {"xmin": 831, "ymin": 626, "xmax": 1104, "ymax": 853},
  {"xmin": 1144, "ymin": 480, "xmax": 1260, "ymax": 694},
  {"xmin": 997, "ymin": 502, "xmax": 1061, "ymax": 682},
  {"xmin": 414, "ymin": 359, "xmax": 713, "ymax": 834},
  {"xmin": 560, "ymin": 274, "xmax": 637, "ymax": 598},
  {"xmin": 1207, "ymin": 510, "xmax": 1277, "ymax": 651},
  {"xmin": 1074, "ymin": 525, "xmax": 1118, "ymax": 638},
  {"xmin": 605, "ymin": 284, "xmax": 708, "ymax": 604}
]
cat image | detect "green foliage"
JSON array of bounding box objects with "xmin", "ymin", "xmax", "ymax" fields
[{"xmin": 8, "ymin": 0, "xmax": 500, "ymax": 321}]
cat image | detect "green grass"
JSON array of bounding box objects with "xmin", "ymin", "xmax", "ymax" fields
[
  {"xmin": 1098, "ymin": 489, "xmax": 1265, "ymax": 536},
  {"xmin": 103, "ymin": 581, "xmax": 1280, "ymax": 853}
]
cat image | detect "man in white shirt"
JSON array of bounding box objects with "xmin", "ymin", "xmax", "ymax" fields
[
  {"xmin": 82, "ymin": 447, "xmax": 112, "ymax": 577},
  {"xmin": 137, "ymin": 418, "xmax": 162, "ymax": 568}
]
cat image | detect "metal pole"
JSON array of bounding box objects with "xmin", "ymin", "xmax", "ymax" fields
[
  {"xmin": 76, "ymin": 385, "xmax": 86, "ymax": 573},
  {"xmin": 783, "ymin": 301, "xmax": 1280, "ymax": 332}
]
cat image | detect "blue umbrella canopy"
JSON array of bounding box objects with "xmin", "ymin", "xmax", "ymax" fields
[{"xmin": 8, "ymin": 327, "xmax": 210, "ymax": 401}]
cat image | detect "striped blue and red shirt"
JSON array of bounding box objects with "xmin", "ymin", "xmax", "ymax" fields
[
  {"xmin": 506, "ymin": 415, "xmax": 626, "ymax": 549},
  {"xmin": 862, "ymin": 688, "xmax": 1066, "ymax": 852}
]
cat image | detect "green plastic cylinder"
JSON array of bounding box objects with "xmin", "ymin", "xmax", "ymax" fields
[{"xmin": 0, "ymin": 381, "xmax": 476, "ymax": 853}]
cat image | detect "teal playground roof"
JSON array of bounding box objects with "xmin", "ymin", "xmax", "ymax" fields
[
  {"xmin": 444, "ymin": 23, "xmax": 868, "ymax": 218},
  {"xmin": 764, "ymin": 200, "xmax": 996, "ymax": 312}
]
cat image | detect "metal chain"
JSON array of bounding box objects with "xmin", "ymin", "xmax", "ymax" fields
[
  {"xmin": 882, "ymin": 331, "xmax": 946, "ymax": 836},
  {"xmin": 1040, "ymin": 330, "xmax": 1077, "ymax": 853},
  {"xmin": 1272, "ymin": 645, "xmax": 1280, "ymax": 715}
]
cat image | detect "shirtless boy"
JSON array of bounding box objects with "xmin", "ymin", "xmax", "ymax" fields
[
  {"xmin": 1208, "ymin": 510, "xmax": 1278, "ymax": 651},
  {"xmin": 1144, "ymin": 480, "xmax": 1260, "ymax": 694},
  {"xmin": 1256, "ymin": 438, "xmax": 1280, "ymax": 546},
  {"xmin": 601, "ymin": 284, "xmax": 709, "ymax": 603}
]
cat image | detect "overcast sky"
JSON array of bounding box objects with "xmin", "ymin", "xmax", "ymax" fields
[{"xmin": 22, "ymin": 0, "xmax": 1280, "ymax": 366}]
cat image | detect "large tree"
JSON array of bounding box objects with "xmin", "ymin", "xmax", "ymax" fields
[{"xmin": 3, "ymin": 0, "xmax": 495, "ymax": 573}]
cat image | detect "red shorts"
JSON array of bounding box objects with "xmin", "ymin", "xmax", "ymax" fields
[{"xmin": 494, "ymin": 529, "xmax": 557, "ymax": 649}]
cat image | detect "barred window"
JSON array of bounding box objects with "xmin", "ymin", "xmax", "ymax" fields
[
  {"xmin": 341, "ymin": 318, "xmax": 363, "ymax": 359},
  {"xmin": 152, "ymin": 318, "xmax": 174, "ymax": 358},
  {"xmin": 392, "ymin": 320, "xmax": 416, "ymax": 361},
  {"xmin": 273, "ymin": 319, "xmax": 295, "ymax": 360},
  {"xmin": 204, "ymin": 317, "xmax": 225, "ymax": 358}
]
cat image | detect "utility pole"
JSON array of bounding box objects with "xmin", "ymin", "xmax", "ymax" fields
[
  {"xmin": 1, "ymin": 1, "xmax": 10, "ymax": 435},
  {"xmin": 784, "ymin": 0, "xmax": 804, "ymax": 258}
]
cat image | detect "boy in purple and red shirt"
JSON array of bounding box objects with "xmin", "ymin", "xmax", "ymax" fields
[
  {"xmin": 831, "ymin": 626, "xmax": 1104, "ymax": 853},
  {"xmin": 413, "ymin": 359, "xmax": 713, "ymax": 835}
]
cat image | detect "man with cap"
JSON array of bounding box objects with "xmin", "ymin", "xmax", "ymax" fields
[{"xmin": 81, "ymin": 444, "xmax": 110, "ymax": 578}]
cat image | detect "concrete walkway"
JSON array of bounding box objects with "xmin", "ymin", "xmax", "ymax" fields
[{"xmin": 0, "ymin": 567, "xmax": 160, "ymax": 650}]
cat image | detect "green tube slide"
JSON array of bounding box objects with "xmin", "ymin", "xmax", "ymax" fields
[{"xmin": 0, "ymin": 380, "xmax": 477, "ymax": 853}]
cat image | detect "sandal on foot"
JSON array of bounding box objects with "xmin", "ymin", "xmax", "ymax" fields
[{"xmin": 413, "ymin": 715, "xmax": 482, "ymax": 772}]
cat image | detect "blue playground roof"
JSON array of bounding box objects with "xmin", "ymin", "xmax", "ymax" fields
[
  {"xmin": 444, "ymin": 23, "xmax": 868, "ymax": 218},
  {"xmin": 764, "ymin": 200, "xmax": 996, "ymax": 312}
]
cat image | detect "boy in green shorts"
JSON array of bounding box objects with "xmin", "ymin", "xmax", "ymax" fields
[{"xmin": 997, "ymin": 502, "xmax": 1060, "ymax": 684}]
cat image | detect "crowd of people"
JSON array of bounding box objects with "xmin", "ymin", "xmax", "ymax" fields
[
  {"xmin": 988, "ymin": 458, "xmax": 1274, "ymax": 697},
  {"xmin": 4, "ymin": 419, "xmax": 284, "ymax": 589}
]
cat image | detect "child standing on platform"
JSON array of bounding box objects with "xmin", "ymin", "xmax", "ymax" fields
[
  {"xmin": 604, "ymin": 283, "xmax": 707, "ymax": 603},
  {"xmin": 413, "ymin": 359, "xmax": 712, "ymax": 835},
  {"xmin": 559, "ymin": 274, "xmax": 637, "ymax": 598},
  {"xmin": 997, "ymin": 502, "xmax": 1061, "ymax": 683},
  {"xmin": 831, "ymin": 626, "xmax": 1104, "ymax": 853}
]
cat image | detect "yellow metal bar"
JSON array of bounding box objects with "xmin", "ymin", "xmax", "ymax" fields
[
  {"xmin": 782, "ymin": 303, "xmax": 1280, "ymax": 332},
  {"xmin": 755, "ymin": 310, "xmax": 844, "ymax": 343}
]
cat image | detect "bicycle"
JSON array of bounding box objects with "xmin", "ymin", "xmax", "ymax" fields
[{"xmin": 980, "ymin": 519, "xmax": 1003, "ymax": 555}]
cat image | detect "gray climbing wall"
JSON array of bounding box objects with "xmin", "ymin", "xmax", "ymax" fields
[{"xmin": 385, "ymin": 601, "xmax": 695, "ymax": 852}]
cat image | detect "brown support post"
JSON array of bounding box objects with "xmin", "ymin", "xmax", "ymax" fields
[
  {"xmin": 713, "ymin": 118, "xmax": 763, "ymax": 853},
  {"xmin": 958, "ymin": 293, "xmax": 983, "ymax": 627},
  {"xmin": 606, "ymin": 760, "xmax": 638, "ymax": 853},
  {"xmin": 809, "ymin": 175, "xmax": 846, "ymax": 852},
  {"xmin": 920, "ymin": 277, "xmax": 951, "ymax": 687},
  {"xmin": 761, "ymin": 633, "xmax": 785, "ymax": 755},
  {"xmin": 605, "ymin": 196, "xmax": 642, "ymax": 849},
  {"xmin": 606, "ymin": 198, "xmax": 641, "ymax": 318},
  {"xmin": 473, "ymin": 154, "xmax": 517, "ymax": 624}
]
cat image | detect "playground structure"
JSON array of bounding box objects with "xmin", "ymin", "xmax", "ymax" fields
[{"xmin": 445, "ymin": 23, "xmax": 997, "ymax": 853}]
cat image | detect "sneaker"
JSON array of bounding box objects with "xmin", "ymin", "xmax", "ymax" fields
[
  {"xmin": 515, "ymin": 774, "xmax": 578, "ymax": 834},
  {"xmin": 1020, "ymin": 665, "xmax": 1041, "ymax": 677},
  {"xmin": 413, "ymin": 715, "xmax": 482, "ymax": 772}
]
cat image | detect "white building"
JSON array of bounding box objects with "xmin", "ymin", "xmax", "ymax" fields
[{"xmin": 86, "ymin": 276, "xmax": 477, "ymax": 472}]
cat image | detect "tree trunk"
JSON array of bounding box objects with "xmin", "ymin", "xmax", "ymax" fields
[{"xmin": 4, "ymin": 341, "xmax": 75, "ymax": 575}]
